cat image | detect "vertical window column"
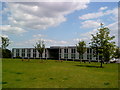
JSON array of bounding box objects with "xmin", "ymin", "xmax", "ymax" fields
[
  {"xmin": 16, "ymin": 49, "xmax": 20, "ymax": 57},
  {"xmin": 27, "ymin": 49, "xmax": 31, "ymax": 58},
  {"xmin": 64, "ymin": 48, "xmax": 68, "ymax": 59},
  {"xmin": 33, "ymin": 49, "xmax": 36, "ymax": 58},
  {"xmin": 71, "ymin": 48, "xmax": 75, "ymax": 59},
  {"xmin": 22, "ymin": 49, "xmax": 25, "ymax": 58}
]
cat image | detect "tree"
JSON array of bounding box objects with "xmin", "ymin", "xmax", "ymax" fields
[
  {"xmin": 103, "ymin": 42, "xmax": 116, "ymax": 63},
  {"xmin": 114, "ymin": 47, "xmax": 120, "ymax": 58},
  {"xmin": 1, "ymin": 36, "xmax": 11, "ymax": 58},
  {"xmin": 1, "ymin": 37, "xmax": 10, "ymax": 49},
  {"xmin": 90, "ymin": 23, "xmax": 116, "ymax": 67},
  {"xmin": 76, "ymin": 41, "xmax": 87, "ymax": 63},
  {"xmin": 34, "ymin": 40, "xmax": 45, "ymax": 62},
  {"xmin": 2, "ymin": 49, "xmax": 11, "ymax": 58}
]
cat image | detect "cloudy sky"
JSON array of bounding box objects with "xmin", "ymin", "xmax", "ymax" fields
[{"xmin": 0, "ymin": 1, "xmax": 119, "ymax": 50}]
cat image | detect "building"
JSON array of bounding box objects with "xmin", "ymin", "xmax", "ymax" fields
[{"xmin": 12, "ymin": 46, "xmax": 100, "ymax": 62}]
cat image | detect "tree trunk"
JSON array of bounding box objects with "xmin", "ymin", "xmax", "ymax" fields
[
  {"xmin": 80, "ymin": 54, "xmax": 82, "ymax": 63},
  {"xmin": 100, "ymin": 60, "xmax": 103, "ymax": 67},
  {"xmin": 40, "ymin": 53, "xmax": 42, "ymax": 63}
]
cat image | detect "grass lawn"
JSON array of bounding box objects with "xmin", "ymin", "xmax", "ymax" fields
[{"xmin": 1, "ymin": 59, "xmax": 119, "ymax": 88}]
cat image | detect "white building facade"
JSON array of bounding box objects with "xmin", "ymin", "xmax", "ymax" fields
[{"xmin": 12, "ymin": 46, "xmax": 100, "ymax": 62}]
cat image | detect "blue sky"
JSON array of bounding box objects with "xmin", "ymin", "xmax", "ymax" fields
[{"xmin": 0, "ymin": 1, "xmax": 118, "ymax": 50}]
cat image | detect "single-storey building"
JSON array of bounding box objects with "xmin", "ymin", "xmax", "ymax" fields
[{"xmin": 12, "ymin": 46, "xmax": 100, "ymax": 62}]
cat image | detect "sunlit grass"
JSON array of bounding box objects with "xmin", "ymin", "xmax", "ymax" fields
[{"xmin": 2, "ymin": 59, "xmax": 118, "ymax": 88}]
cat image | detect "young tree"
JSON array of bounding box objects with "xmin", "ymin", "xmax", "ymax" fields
[
  {"xmin": 1, "ymin": 37, "xmax": 10, "ymax": 49},
  {"xmin": 76, "ymin": 41, "xmax": 86, "ymax": 63},
  {"xmin": 34, "ymin": 40, "xmax": 45, "ymax": 62},
  {"xmin": 1, "ymin": 36, "xmax": 11, "ymax": 58},
  {"xmin": 90, "ymin": 23, "xmax": 116, "ymax": 67}
]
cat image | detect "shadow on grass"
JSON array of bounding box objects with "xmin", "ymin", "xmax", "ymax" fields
[
  {"xmin": 15, "ymin": 79, "xmax": 21, "ymax": 81},
  {"xmin": 15, "ymin": 72, "xmax": 23, "ymax": 74},
  {"xmin": 0, "ymin": 82, "xmax": 8, "ymax": 84},
  {"xmin": 75, "ymin": 65, "xmax": 104, "ymax": 68},
  {"xmin": 31, "ymin": 77, "xmax": 37, "ymax": 80}
]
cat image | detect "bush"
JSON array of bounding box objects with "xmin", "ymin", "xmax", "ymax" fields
[{"xmin": 2, "ymin": 49, "xmax": 11, "ymax": 58}]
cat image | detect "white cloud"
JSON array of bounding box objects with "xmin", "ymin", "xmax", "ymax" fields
[
  {"xmin": 1, "ymin": 25, "xmax": 26, "ymax": 34},
  {"xmin": 79, "ymin": 8, "xmax": 118, "ymax": 20},
  {"xmin": 81, "ymin": 20, "xmax": 101, "ymax": 29},
  {"xmin": 14, "ymin": 37, "xmax": 69, "ymax": 48},
  {"xmin": 79, "ymin": 12, "xmax": 104, "ymax": 20},
  {"xmin": 33, "ymin": 34, "xmax": 46, "ymax": 38},
  {"xmin": 75, "ymin": 22, "xmax": 118, "ymax": 46},
  {"xmin": 4, "ymin": 2, "xmax": 89, "ymax": 30},
  {"xmin": 99, "ymin": 6, "xmax": 108, "ymax": 11},
  {"xmin": 107, "ymin": 22, "xmax": 118, "ymax": 45}
]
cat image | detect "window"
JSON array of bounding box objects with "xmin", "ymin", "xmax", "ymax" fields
[
  {"xmin": 16, "ymin": 49, "xmax": 19, "ymax": 53},
  {"xmin": 16, "ymin": 53, "xmax": 19, "ymax": 57},
  {"xmin": 64, "ymin": 49, "xmax": 68, "ymax": 53},
  {"xmin": 33, "ymin": 53, "xmax": 36, "ymax": 57},
  {"xmin": 90, "ymin": 48, "xmax": 92, "ymax": 53},
  {"xmin": 64, "ymin": 54, "xmax": 68, "ymax": 59},
  {"xmin": 27, "ymin": 54, "xmax": 30, "ymax": 57},
  {"xmin": 71, "ymin": 54, "xmax": 75, "ymax": 59},
  {"xmin": 27, "ymin": 49, "xmax": 31, "ymax": 53},
  {"xmin": 87, "ymin": 48, "xmax": 89, "ymax": 53},
  {"xmin": 71, "ymin": 48, "xmax": 75, "ymax": 53},
  {"xmin": 33, "ymin": 49, "xmax": 36, "ymax": 53},
  {"xmin": 16, "ymin": 49, "xmax": 19, "ymax": 57},
  {"xmin": 45, "ymin": 53, "xmax": 47, "ymax": 57},
  {"xmin": 79, "ymin": 55, "xmax": 83, "ymax": 59},
  {"xmin": 22, "ymin": 53, "xmax": 25, "ymax": 57},
  {"xmin": 87, "ymin": 55, "xmax": 89, "ymax": 59},
  {"xmin": 22, "ymin": 49, "xmax": 25, "ymax": 53},
  {"xmin": 90, "ymin": 55, "xmax": 92, "ymax": 60},
  {"xmin": 22, "ymin": 49, "xmax": 25, "ymax": 57}
]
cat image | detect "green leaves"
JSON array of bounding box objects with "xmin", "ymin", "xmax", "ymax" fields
[
  {"xmin": 76, "ymin": 41, "xmax": 86, "ymax": 60},
  {"xmin": 34, "ymin": 40, "xmax": 45, "ymax": 57},
  {"xmin": 1, "ymin": 37, "xmax": 10, "ymax": 49},
  {"xmin": 90, "ymin": 23, "xmax": 116, "ymax": 62}
]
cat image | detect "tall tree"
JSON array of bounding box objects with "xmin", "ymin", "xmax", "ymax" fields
[
  {"xmin": 90, "ymin": 23, "xmax": 116, "ymax": 67},
  {"xmin": 34, "ymin": 40, "xmax": 45, "ymax": 62},
  {"xmin": 1, "ymin": 36, "xmax": 11, "ymax": 58},
  {"xmin": 76, "ymin": 41, "xmax": 86, "ymax": 63},
  {"xmin": 1, "ymin": 37, "xmax": 10, "ymax": 49}
]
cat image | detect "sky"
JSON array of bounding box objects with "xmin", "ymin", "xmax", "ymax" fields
[{"xmin": 0, "ymin": 0, "xmax": 119, "ymax": 50}]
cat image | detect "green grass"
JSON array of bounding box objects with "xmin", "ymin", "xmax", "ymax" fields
[{"xmin": 1, "ymin": 59, "xmax": 119, "ymax": 88}]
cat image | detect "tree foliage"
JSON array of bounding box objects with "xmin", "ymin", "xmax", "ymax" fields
[
  {"xmin": 34, "ymin": 40, "xmax": 45, "ymax": 59},
  {"xmin": 1, "ymin": 36, "xmax": 11, "ymax": 58},
  {"xmin": 90, "ymin": 23, "xmax": 116, "ymax": 67},
  {"xmin": 114, "ymin": 47, "xmax": 120, "ymax": 58},
  {"xmin": 2, "ymin": 49, "xmax": 11, "ymax": 58},
  {"xmin": 1, "ymin": 37, "xmax": 10, "ymax": 49},
  {"xmin": 76, "ymin": 41, "xmax": 86, "ymax": 61}
]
